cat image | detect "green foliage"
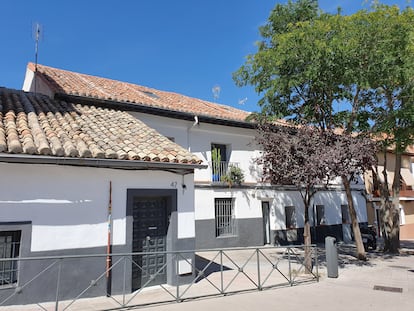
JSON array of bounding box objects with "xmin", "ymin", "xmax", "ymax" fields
[
  {"xmin": 221, "ymin": 165, "xmax": 245, "ymax": 187},
  {"xmin": 235, "ymin": 0, "xmax": 414, "ymax": 255},
  {"xmin": 211, "ymin": 148, "xmax": 221, "ymax": 174}
]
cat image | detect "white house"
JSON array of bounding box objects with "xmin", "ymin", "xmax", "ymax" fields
[
  {"xmin": 0, "ymin": 86, "xmax": 204, "ymax": 304},
  {"xmin": 22, "ymin": 62, "xmax": 369, "ymax": 250}
]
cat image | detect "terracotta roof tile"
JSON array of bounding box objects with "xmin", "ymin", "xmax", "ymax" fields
[
  {"xmin": 0, "ymin": 87, "xmax": 201, "ymax": 164},
  {"xmin": 28, "ymin": 63, "xmax": 251, "ymax": 123}
]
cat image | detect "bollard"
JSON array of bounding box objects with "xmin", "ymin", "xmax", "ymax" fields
[{"xmin": 325, "ymin": 236, "xmax": 338, "ymax": 278}]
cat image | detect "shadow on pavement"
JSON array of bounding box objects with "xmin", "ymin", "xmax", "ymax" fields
[{"xmin": 316, "ymin": 239, "xmax": 414, "ymax": 269}]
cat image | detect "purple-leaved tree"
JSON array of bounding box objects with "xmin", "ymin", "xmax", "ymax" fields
[
  {"xmin": 257, "ymin": 124, "xmax": 377, "ymax": 262},
  {"xmin": 324, "ymin": 132, "xmax": 377, "ymax": 260},
  {"xmin": 257, "ymin": 124, "xmax": 330, "ymax": 270}
]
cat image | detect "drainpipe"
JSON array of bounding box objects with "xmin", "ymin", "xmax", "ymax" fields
[{"xmin": 187, "ymin": 115, "xmax": 199, "ymax": 152}]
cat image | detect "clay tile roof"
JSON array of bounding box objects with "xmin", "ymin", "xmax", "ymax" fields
[
  {"xmin": 0, "ymin": 87, "xmax": 202, "ymax": 164},
  {"xmin": 28, "ymin": 63, "xmax": 251, "ymax": 123}
]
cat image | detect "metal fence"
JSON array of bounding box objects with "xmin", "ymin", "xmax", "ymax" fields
[{"xmin": 0, "ymin": 245, "xmax": 318, "ymax": 310}]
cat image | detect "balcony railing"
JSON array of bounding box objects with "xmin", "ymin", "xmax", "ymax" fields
[{"xmin": 209, "ymin": 161, "xmax": 239, "ymax": 183}]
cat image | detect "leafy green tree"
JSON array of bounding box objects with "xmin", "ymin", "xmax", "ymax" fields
[
  {"xmin": 361, "ymin": 5, "xmax": 414, "ymax": 253},
  {"xmin": 234, "ymin": 1, "xmax": 408, "ymax": 258}
]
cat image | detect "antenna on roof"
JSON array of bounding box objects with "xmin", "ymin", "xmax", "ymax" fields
[
  {"xmin": 32, "ymin": 22, "xmax": 43, "ymax": 93},
  {"xmin": 212, "ymin": 84, "xmax": 221, "ymax": 102}
]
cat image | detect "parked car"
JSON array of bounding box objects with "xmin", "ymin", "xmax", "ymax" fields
[{"xmin": 360, "ymin": 225, "xmax": 377, "ymax": 251}]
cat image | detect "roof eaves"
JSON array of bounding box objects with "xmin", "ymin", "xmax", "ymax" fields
[{"xmin": 0, "ymin": 154, "xmax": 207, "ymax": 175}]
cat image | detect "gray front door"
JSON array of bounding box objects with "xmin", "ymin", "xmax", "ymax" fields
[{"xmin": 132, "ymin": 196, "xmax": 169, "ymax": 291}]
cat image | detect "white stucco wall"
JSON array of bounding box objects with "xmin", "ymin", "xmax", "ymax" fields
[
  {"xmin": 194, "ymin": 188, "xmax": 262, "ymax": 221},
  {"xmin": 0, "ymin": 162, "xmax": 195, "ymax": 252},
  {"xmin": 128, "ymin": 112, "xmax": 258, "ymax": 183},
  {"xmin": 258, "ymin": 189, "xmax": 367, "ymax": 231}
]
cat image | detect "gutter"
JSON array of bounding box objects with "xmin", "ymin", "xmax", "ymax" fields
[
  {"xmin": 0, "ymin": 154, "xmax": 207, "ymax": 175},
  {"xmin": 54, "ymin": 93, "xmax": 257, "ymax": 130}
]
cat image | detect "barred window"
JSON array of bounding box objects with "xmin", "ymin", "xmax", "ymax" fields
[
  {"xmin": 215, "ymin": 198, "xmax": 236, "ymax": 237},
  {"xmin": 0, "ymin": 231, "xmax": 21, "ymax": 286}
]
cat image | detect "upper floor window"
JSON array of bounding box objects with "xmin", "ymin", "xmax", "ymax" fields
[
  {"xmin": 0, "ymin": 231, "xmax": 21, "ymax": 286},
  {"xmin": 211, "ymin": 144, "xmax": 228, "ymax": 182}
]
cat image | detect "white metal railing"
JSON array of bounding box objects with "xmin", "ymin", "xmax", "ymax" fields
[{"xmin": 209, "ymin": 161, "xmax": 239, "ymax": 183}]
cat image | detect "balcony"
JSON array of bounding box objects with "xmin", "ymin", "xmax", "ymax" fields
[{"xmin": 209, "ymin": 161, "xmax": 240, "ymax": 183}]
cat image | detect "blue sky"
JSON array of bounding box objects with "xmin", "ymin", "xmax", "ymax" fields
[{"xmin": 0, "ymin": 0, "xmax": 411, "ymax": 113}]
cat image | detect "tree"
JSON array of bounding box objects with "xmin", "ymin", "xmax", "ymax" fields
[
  {"xmin": 235, "ymin": 1, "xmax": 414, "ymax": 255},
  {"xmin": 256, "ymin": 124, "xmax": 330, "ymax": 270},
  {"xmin": 323, "ymin": 131, "xmax": 377, "ymax": 259},
  {"xmin": 358, "ymin": 5, "xmax": 414, "ymax": 252},
  {"xmin": 234, "ymin": 0, "xmax": 373, "ymax": 259}
]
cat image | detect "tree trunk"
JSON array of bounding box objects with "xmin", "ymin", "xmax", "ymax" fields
[
  {"xmin": 379, "ymin": 148, "xmax": 401, "ymax": 253},
  {"xmin": 342, "ymin": 176, "xmax": 367, "ymax": 260},
  {"xmin": 303, "ymin": 199, "xmax": 312, "ymax": 273},
  {"xmin": 382, "ymin": 151, "xmax": 401, "ymax": 253}
]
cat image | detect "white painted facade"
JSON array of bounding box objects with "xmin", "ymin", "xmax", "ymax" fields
[
  {"xmin": 128, "ymin": 112, "xmax": 260, "ymax": 183},
  {"xmin": 0, "ymin": 162, "xmax": 195, "ymax": 252},
  {"xmin": 128, "ymin": 111, "xmax": 368, "ymax": 247}
]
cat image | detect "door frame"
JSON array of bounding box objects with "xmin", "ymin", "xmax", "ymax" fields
[
  {"xmin": 126, "ymin": 189, "xmax": 177, "ymax": 291},
  {"xmin": 261, "ymin": 201, "xmax": 271, "ymax": 245}
]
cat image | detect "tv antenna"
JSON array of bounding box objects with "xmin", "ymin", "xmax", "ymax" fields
[
  {"xmin": 32, "ymin": 23, "xmax": 43, "ymax": 93},
  {"xmin": 212, "ymin": 84, "xmax": 221, "ymax": 102}
]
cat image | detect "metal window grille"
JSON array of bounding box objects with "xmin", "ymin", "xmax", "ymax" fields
[
  {"xmin": 0, "ymin": 231, "xmax": 21, "ymax": 286},
  {"xmin": 215, "ymin": 198, "xmax": 235, "ymax": 237}
]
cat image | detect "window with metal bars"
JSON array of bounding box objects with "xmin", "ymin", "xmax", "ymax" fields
[
  {"xmin": 0, "ymin": 231, "xmax": 21, "ymax": 286},
  {"xmin": 215, "ymin": 198, "xmax": 236, "ymax": 237}
]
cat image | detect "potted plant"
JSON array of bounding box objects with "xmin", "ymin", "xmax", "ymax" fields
[
  {"xmin": 211, "ymin": 148, "xmax": 221, "ymax": 182},
  {"xmin": 221, "ymin": 165, "xmax": 245, "ymax": 187}
]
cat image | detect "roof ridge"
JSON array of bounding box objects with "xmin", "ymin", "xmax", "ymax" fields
[{"xmin": 28, "ymin": 63, "xmax": 252, "ymax": 122}]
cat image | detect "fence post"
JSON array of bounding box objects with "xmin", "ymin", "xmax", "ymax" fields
[
  {"xmin": 288, "ymin": 247, "xmax": 292, "ymax": 286},
  {"xmin": 122, "ymin": 256, "xmax": 127, "ymax": 306},
  {"xmin": 315, "ymin": 245, "xmax": 319, "ymax": 282},
  {"xmin": 176, "ymin": 253, "xmax": 180, "ymax": 302},
  {"xmin": 54, "ymin": 258, "xmax": 62, "ymax": 311},
  {"xmin": 220, "ymin": 250, "xmax": 224, "ymax": 294},
  {"xmin": 256, "ymin": 248, "xmax": 262, "ymax": 290}
]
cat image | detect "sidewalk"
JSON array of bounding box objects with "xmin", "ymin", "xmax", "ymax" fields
[
  {"xmin": 2, "ymin": 242, "xmax": 413, "ymax": 310},
  {"xmin": 130, "ymin": 242, "xmax": 414, "ymax": 311}
]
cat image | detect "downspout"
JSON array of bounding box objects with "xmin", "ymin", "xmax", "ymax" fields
[{"xmin": 187, "ymin": 115, "xmax": 199, "ymax": 152}]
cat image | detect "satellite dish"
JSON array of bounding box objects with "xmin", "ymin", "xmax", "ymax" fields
[{"xmin": 212, "ymin": 85, "xmax": 221, "ymax": 102}]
